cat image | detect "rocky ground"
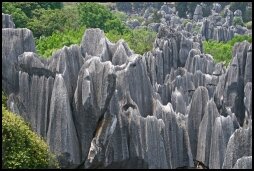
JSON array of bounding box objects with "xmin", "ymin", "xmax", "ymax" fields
[{"xmin": 2, "ymin": 4, "xmax": 252, "ymax": 169}]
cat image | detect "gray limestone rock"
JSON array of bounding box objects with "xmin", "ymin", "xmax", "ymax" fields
[
  {"xmin": 47, "ymin": 74, "xmax": 80, "ymax": 165},
  {"xmin": 193, "ymin": 5, "xmax": 203, "ymax": 22},
  {"xmin": 153, "ymin": 100, "xmax": 193, "ymax": 168},
  {"xmin": 209, "ymin": 114, "xmax": 239, "ymax": 169},
  {"xmin": 244, "ymin": 82, "xmax": 252, "ymax": 125},
  {"xmin": 127, "ymin": 19, "xmax": 140, "ymax": 29},
  {"xmin": 179, "ymin": 35, "xmax": 192, "ymax": 67},
  {"xmin": 47, "ymin": 45, "xmax": 84, "ymax": 101},
  {"xmin": 234, "ymin": 9, "xmax": 242, "ymax": 17},
  {"xmin": 212, "ymin": 3, "xmax": 222, "ymax": 13},
  {"xmin": 171, "ymin": 88, "xmax": 186, "ymax": 115},
  {"xmin": 222, "ymin": 124, "xmax": 252, "ymax": 169},
  {"xmin": 73, "ymin": 57, "xmax": 116, "ymax": 161},
  {"xmin": 2, "ymin": 13, "xmax": 15, "ymax": 28},
  {"xmin": 115, "ymin": 55, "xmax": 154, "ymax": 117},
  {"xmin": 244, "ymin": 44, "xmax": 252, "ymax": 85},
  {"xmin": 80, "ymin": 28, "xmax": 110, "ymax": 61},
  {"xmin": 111, "ymin": 41, "xmax": 128, "ymax": 65},
  {"xmin": 2, "ymin": 13, "xmax": 252, "ymax": 169},
  {"xmin": 2, "ymin": 28, "xmax": 35, "ymax": 94},
  {"xmin": 148, "ymin": 23, "xmax": 160, "ymax": 32},
  {"xmin": 187, "ymin": 86, "xmax": 209, "ymax": 159},
  {"xmin": 196, "ymin": 100, "xmax": 220, "ymax": 166},
  {"xmin": 233, "ymin": 156, "xmax": 252, "ymax": 169}
]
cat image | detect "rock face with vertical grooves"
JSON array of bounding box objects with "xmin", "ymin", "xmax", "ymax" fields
[
  {"xmin": 2, "ymin": 28, "xmax": 35, "ymax": 94},
  {"xmin": 222, "ymin": 124, "xmax": 252, "ymax": 169},
  {"xmin": 47, "ymin": 74, "xmax": 80, "ymax": 165},
  {"xmin": 233, "ymin": 156, "xmax": 252, "ymax": 169},
  {"xmin": 196, "ymin": 100, "xmax": 220, "ymax": 166},
  {"xmin": 208, "ymin": 113, "xmax": 239, "ymax": 169},
  {"xmin": 2, "ymin": 13, "xmax": 15, "ymax": 28},
  {"xmin": 73, "ymin": 57, "xmax": 116, "ymax": 162},
  {"xmin": 187, "ymin": 86, "xmax": 209, "ymax": 159},
  {"xmin": 2, "ymin": 13, "xmax": 252, "ymax": 169}
]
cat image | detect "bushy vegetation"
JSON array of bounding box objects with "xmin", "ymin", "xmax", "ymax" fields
[
  {"xmin": 27, "ymin": 6, "xmax": 79, "ymax": 38},
  {"xmin": 203, "ymin": 35, "xmax": 252, "ymax": 66},
  {"xmin": 245, "ymin": 21, "xmax": 252, "ymax": 29},
  {"xmin": 229, "ymin": 2, "xmax": 252, "ymax": 22},
  {"xmin": 36, "ymin": 26, "xmax": 86, "ymax": 58},
  {"xmin": 2, "ymin": 105, "xmax": 59, "ymax": 169},
  {"xmin": 106, "ymin": 28, "xmax": 157, "ymax": 55},
  {"xmin": 2, "ymin": 91, "xmax": 8, "ymax": 108},
  {"xmin": 78, "ymin": 2, "xmax": 128, "ymax": 34},
  {"xmin": 35, "ymin": 2, "xmax": 156, "ymax": 58},
  {"xmin": 233, "ymin": 16, "xmax": 244, "ymax": 26},
  {"xmin": 2, "ymin": 2, "xmax": 63, "ymax": 29}
]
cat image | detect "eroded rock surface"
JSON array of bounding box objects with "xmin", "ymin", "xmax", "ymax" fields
[{"xmin": 2, "ymin": 13, "xmax": 252, "ymax": 169}]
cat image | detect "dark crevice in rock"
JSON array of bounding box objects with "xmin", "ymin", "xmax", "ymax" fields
[
  {"xmin": 18, "ymin": 63, "xmax": 55, "ymax": 78},
  {"xmin": 123, "ymin": 103, "xmax": 136, "ymax": 111}
]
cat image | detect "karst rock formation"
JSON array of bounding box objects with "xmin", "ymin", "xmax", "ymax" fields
[{"xmin": 2, "ymin": 13, "xmax": 252, "ymax": 169}]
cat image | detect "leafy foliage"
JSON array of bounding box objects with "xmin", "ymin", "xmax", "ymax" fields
[
  {"xmin": 2, "ymin": 2, "xmax": 63, "ymax": 29},
  {"xmin": 2, "ymin": 91, "xmax": 8, "ymax": 108},
  {"xmin": 2, "ymin": 106, "xmax": 59, "ymax": 169},
  {"xmin": 2, "ymin": 2, "xmax": 29, "ymax": 28},
  {"xmin": 36, "ymin": 26, "xmax": 86, "ymax": 58},
  {"xmin": 27, "ymin": 6, "xmax": 79, "ymax": 38},
  {"xmin": 203, "ymin": 35, "xmax": 252, "ymax": 66},
  {"xmin": 229, "ymin": 2, "xmax": 251, "ymax": 22},
  {"xmin": 175, "ymin": 2, "xmax": 188, "ymax": 18},
  {"xmin": 106, "ymin": 28, "xmax": 156, "ymax": 55},
  {"xmin": 233, "ymin": 16, "xmax": 244, "ymax": 26},
  {"xmin": 78, "ymin": 2, "xmax": 127, "ymax": 33},
  {"xmin": 245, "ymin": 21, "xmax": 252, "ymax": 29},
  {"xmin": 201, "ymin": 2, "xmax": 213, "ymax": 17}
]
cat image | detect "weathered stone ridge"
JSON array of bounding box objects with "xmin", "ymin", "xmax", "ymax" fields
[{"xmin": 2, "ymin": 13, "xmax": 252, "ymax": 169}]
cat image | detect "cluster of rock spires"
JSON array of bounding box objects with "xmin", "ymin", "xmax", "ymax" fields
[
  {"xmin": 125, "ymin": 3, "xmax": 251, "ymax": 42},
  {"xmin": 2, "ymin": 13, "xmax": 252, "ymax": 169}
]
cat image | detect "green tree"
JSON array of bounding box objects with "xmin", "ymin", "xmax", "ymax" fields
[
  {"xmin": 2, "ymin": 106, "xmax": 59, "ymax": 169},
  {"xmin": 78, "ymin": 2, "xmax": 128, "ymax": 33},
  {"xmin": 202, "ymin": 2, "xmax": 213, "ymax": 17},
  {"xmin": 2, "ymin": 2, "xmax": 64, "ymax": 29},
  {"xmin": 36, "ymin": 26, "xmax": 86, "ymax": 58},
  {"xmin": 78, "ymin": 2, "xmax": 113, "ymax": 30},
  {"xmin": 27, "ymin": 6, "xmax": 79, "ymax": 38},
  {"xmin": 175, "ymin": 2, "xmax": 188, "ymax": 18},
  {"xmin": 187, "ymin": 2, "xmax": 199, "ymax": 17},
  {"xmin": 233, "ymin": 16, "xmax": 244, "ymax": 26},
  {"xmin": 229, "ymin": 2, "xmax": 250, "ymax": 22},
  {"xmin": 203, "ymin": 35, "xmax": 252, "ymax": 66},
  {"xmin": 2, "ymin": 2, "xmax": 29, "ymax": 28}
]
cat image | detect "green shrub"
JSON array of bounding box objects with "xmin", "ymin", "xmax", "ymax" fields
[
  {"xmin": 245, "ymin": 21, "xmax": 252, "ymax": 29},
  {"xmin": 233, "ymin": 16, "xmax": 244, "ymax": 26},
  {"xmin": 203, "ymin": 35, "xmax": 252, "ymax": 66},
  {"xmin": 27, "ymin": 6, "xmax": 79, "ymax": 38},
  {"xmin": 78, "ymin": 2, "xmax": 128, "ymax": 34},
  {"xmin": 2, "ymin": 2, "xmax": 63, "ymax": 29},
  {"xmin": 112, "ymin": 10, "xmax": 128, "ymax": 23},
  {"xmin": 183, "ymin": 19, "xmax": 192, "ymax": 27},
  {"xmin": 106, "ymin": 28, "xmax": 156, "ymax": 55},
  {"xmin": 2, "ymin": 106, "xmax": 59, "ymax": 169},
  {"xmin": 228, "ymin": 35, "xmax": 252, "ymax": 46},
  {"xmin": 36, "ymin": 26, "xmax": 86, "ymax": 58},
  {"xmin": 2, "ymin": 2, "xmax": 29, "ymax": 28},
  {"xmin": 2, "ymin": 91, "xmax": 8, "ymax": 108}
]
